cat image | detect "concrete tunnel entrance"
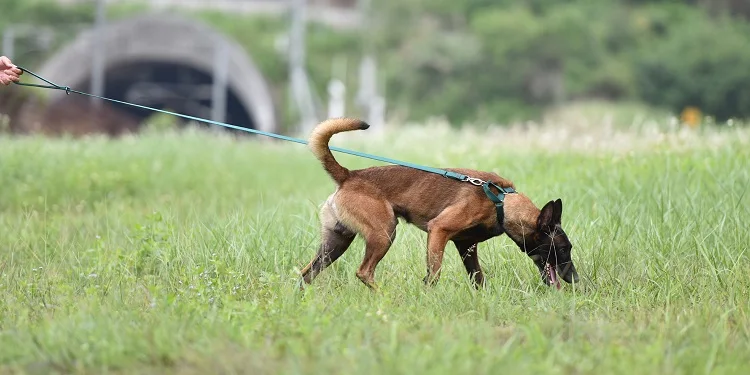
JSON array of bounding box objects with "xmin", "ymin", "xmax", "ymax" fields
[
  {"xmin": 17, "ymin": 13, "xmax": 277, "ymax": 136},
  {"xmin": 78, "ymin": 61, "xmax": 255, "ymax": 131}
]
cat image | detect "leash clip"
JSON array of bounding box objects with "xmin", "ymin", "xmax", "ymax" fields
[{"xmin": 464, "ymin": 177, "xmax": 486, "ymax": 186}]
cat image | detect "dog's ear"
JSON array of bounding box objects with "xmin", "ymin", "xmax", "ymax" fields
[
  {"xmin": 552, "ymin": 198, "xmax": 563, "ymax": 224},
  {"xmin": 537, "ymin": 200, "xmax": 556, "ymax": 231}
]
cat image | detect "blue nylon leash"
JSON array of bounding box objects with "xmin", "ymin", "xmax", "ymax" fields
[
  {"xmin": 14, "ymin": 67, "xmax": 470, "ymax": 180},
  {"xmin": 13, "ymin": 67, "xmax": 516, "ymax": 221}
]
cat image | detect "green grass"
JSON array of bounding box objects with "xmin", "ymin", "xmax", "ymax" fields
[{"xmin": 1, "ymin": 124, "xmax": 749, "ymax": 374}]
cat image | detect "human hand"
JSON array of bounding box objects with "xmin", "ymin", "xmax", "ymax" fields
[{"xmin": 0, "ymin": 56, "xmax": 23, "ymax": 85}]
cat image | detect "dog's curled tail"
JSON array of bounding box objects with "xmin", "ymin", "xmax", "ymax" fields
[{"xmin": 308, "ymin": 117, "xmax": 370, "ymax": 185}]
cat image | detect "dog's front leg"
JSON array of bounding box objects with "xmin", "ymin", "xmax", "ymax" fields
[
  {"xmin": 424, "ymin": 228, "xmax": 451, "ymax": 285},
  {"xmin": 424, "ymin": 205, "xmax": 484, "ymax": 286}
]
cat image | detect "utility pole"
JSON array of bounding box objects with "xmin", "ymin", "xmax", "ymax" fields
[
  {"xmin": 90, "ymin": 0, "xmax": 107, "ymax": 108},
  {"xmin": 327, "ymin": 56, "xmax": 347, "ymax": 119},
  {"xmin": 2, "ymin": 26, "xmax": 14, "ymax": 59},
  {"xmin": 211, "ymin": 38, "xmax": 229, "ymax": 124},
  {"xmin": 355, "ymin": 0, "xmax": 372, "ymax": 108},
  {"xmin": 355, "ymin": 0, "xmax": 384, "ymax": 130},
  {"xmin": 289, "ymin": 0, "xmax": 317, "ymax": 134}
]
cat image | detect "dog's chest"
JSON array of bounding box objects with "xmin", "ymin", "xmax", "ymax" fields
[{"xmin": 453, "ymin": 222, "xmax": 504, "ymax": 243}]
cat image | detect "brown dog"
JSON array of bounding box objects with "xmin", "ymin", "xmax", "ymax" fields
[{"xmin": 299, "ymin": 118, "xmax": 579, "ymax": 289}]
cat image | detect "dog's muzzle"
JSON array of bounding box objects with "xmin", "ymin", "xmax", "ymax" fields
[{"xmin": 529, "ymin": 255, "xmax": 579, "ymax": 287}]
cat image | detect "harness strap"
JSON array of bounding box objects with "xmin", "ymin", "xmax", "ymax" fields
[{"xmin": 482, "ymin": 182, "xmax": 517, "ymax": 226}]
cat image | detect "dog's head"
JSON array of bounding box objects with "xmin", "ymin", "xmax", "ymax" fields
[{"xmin": 526, "ymin": 199, "xmax": 579, "ymax": 287}]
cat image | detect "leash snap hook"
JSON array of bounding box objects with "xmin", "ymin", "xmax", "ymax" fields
[{"xmin": 465, "ymin": 177, "xmax": 486, "ymax": 186}]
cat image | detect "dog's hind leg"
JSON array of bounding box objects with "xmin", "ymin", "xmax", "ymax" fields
[
  {"xmin": 453, "ymin": 241, "xmax": 484, "ymax": 289},
  {"xmin": 300, "ymin": 222, "xmax": 356, "ymax": 285},
  {"xmin": 355, "ymin": 220, "xmax": 396, "ymax": 291},
  {"xmin": 332, "ymin": 194, "xmax": 397, "ymax": 290},
  {"xmin": 300, "ymin": 196, "xmax": 356, "ymax": 285}
]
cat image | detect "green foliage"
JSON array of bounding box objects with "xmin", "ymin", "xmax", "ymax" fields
[
  {"xmin": 1, "ymin": 125, "xmax": 750, "ymax": 372},
  {"xmin": 634, "ymin": 15, "xmax": 750, "ymax": 121},
  {"xmin": 372, "ymin": 0, "xmax": 750, "ymax": 125},
  {"xmin": 0, "ymin": 0, "xmax": 95, "ymax": 68},
  {"xmin": 374, "ymin": 0, "xmax": 625, "ymax": 124}
]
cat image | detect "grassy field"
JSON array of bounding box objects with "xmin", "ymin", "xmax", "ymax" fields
[{"xmin": 1, "ymin": 120, "xmax": 749, "ymax": 374}]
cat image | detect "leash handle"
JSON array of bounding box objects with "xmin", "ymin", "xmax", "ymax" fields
[{"xmin": 15, "ymin": 67, "xmax": 72, "ymax": 94}]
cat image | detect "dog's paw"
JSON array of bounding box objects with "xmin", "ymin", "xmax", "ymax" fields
[{"xmin": 423, "ymin": 275, "xmax": 440, "ymax": 286}]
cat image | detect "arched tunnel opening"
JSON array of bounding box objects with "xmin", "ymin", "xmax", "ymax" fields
[
  {"xmin": 16, "ymin": 13, "xmax": 278, "ymax": 137},
  {"xmin": 77, "ymin": 61, "xmax": 256, "ymax": 133}
]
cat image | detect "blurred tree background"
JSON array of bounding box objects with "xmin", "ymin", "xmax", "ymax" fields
[
  {"xmin": 371, "ymin": 0, "xmax": 750, "ymax": 125},
  {"xmin": 1, "ymin": 0, "xmax": 749, "ymax": 127}
]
